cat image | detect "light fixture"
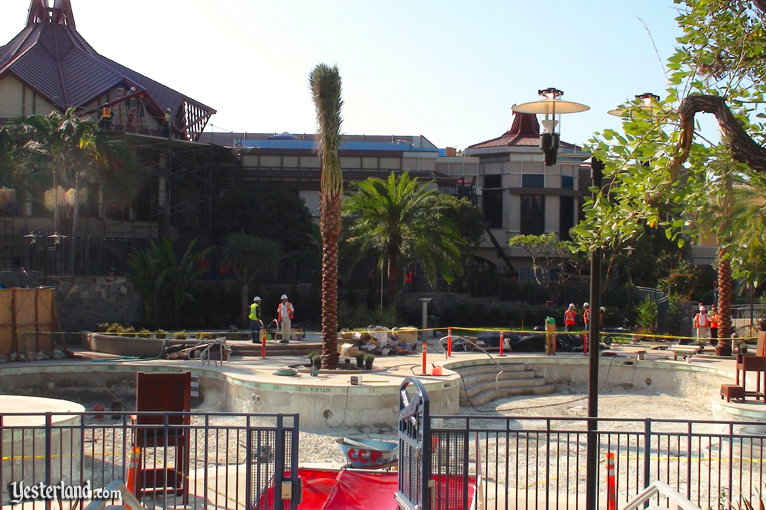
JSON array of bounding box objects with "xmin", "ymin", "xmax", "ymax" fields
[
  {"xmin": 24, "ymin": 232, "xmax": 38, "ymax": 245},
  {"xmin": 48, "ymin": 232, "xmax": 66, "ymax": 245},
  {"xmin": 607, "ymin": 92, "xmax": 660, "ymax": 117},
  {"xmin": 512, "ymin": 88, "xmax": 589, "ymax": 166}
]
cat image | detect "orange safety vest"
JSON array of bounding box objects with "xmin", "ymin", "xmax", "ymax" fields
[
  {"xmin": 583, "ymin": 308, "xmax": 591, "ymax": 324},
  {"xmin": 709, "ymin": 313, "xmax": 719, "ymax": 328},
  {"xmin": 693, "ymin": 312, "xmax": 709, "ymax": 328},
  {"xmin": 277, "ymin": 301, "xmax": 294, "ymax": 321},
  {"xmin": 565, "ymin": 309, "xmax": 577, "ymax": 326}
]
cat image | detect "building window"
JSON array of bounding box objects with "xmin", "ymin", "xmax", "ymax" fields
[
  {"xmin": 483, "ymin": 174, "xmax": 503, "ymax": 228},
  {"xmin": 559, "ymin": 195, "xmax": 574, "ymax": 240},
  {"xmin": 520, "ymin": 195, "xmax": 544, "ymax": 235},
  {"xmin": 562, "ymin": 175, "xmax": 574, "ymax": 190},
  {"xmin": 522, "ymin": 174, "xmax": 544, "ymax": 188}
]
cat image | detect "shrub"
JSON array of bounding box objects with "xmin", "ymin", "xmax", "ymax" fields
[
  {"xmin": 173, "ymin": 331, "xmax": 188, "ymax": 339},
  {"xmin": 635, "ymin": 298, "xmax": 658, "ymax": 334}
]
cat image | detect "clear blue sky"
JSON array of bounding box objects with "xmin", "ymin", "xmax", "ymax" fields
[{"xmin": 0, "ymin": 1, "xmax": 683, "ymax": 149}]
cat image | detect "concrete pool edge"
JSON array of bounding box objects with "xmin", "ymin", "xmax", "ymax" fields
[{"xmin": 1, "ymin": 353, "xmax": 763, "ymax": 427}]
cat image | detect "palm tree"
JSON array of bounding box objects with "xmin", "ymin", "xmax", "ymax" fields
[
  {"xmin": 10, "ymin": 109, "xmax": 144, "ymax": 274},
  {"xmin": 222, "ymin": 233, "xmax": 282, "ymax": 327},
  {"xmin": 310, "ymin": 63, "xmax": 343, "ymax": 370},
  {"xmin": 126, "ymin": 238, "xmax": 211, "ymax": 327},
  {"xmin": 343, "ymin": 172, "xmax": 465, "ymax": 299}
]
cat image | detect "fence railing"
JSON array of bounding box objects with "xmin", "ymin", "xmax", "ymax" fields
[
  {"xmin": 0, "ymin": 411, "xmax": 300, "ymax": 509},
  {"xmin": 427, "ymin": 414, "xmax": 766, "ymax": 510}
]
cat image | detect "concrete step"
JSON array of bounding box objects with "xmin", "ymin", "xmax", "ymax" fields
[
  {"xmin": 457, "ymin": 369, "xmax": 538, "ymax": 385},
  {"xmin": 451, "ymin": 363, "xmax": 529, "ymax": 377},
  {"xmin": 462, "ymin": 383, "xmax": 557, "ymax": 407},
  {"xmin": 462, "ymin": 375, "xmax": 547, "ymax": 397}
]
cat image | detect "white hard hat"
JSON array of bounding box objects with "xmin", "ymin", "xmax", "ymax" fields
[
  {"xmin": 568, "ymin": 303, "xmax": 575, "ymax": 309},
  {"xmin": 253, "ymin": 296, "xmax": 261, "ymax": 302},
  {"xmin": 583, "ymin": 302, "xmax": 590, "ymax": 307},
  {"xmin": 600, "ymin": 306, "xmax": 605, "ymax": 312},
  {"xmin": 281, "ymin": 294, "xmax": 288, "ymax": 300}
]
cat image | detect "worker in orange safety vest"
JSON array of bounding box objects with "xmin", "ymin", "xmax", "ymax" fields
[
  {"xmin": 277, "ymin": 294, "xmax": 295, "ymax": 343},
  {"xmin": 564, "ymin": 303, "xmax": 577, "ymax": 332},
  {"xmin": 693, "ymin": 303, "xmax": 710, "ymax": 340}
]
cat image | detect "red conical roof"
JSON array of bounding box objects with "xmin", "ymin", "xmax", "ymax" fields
[{"xmin": 0, "ymin": 0, "xmax": 215, "ymax": 140}]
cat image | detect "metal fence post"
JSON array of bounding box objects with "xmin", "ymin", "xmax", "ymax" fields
[
  {"xmin": 45, "ymin": 412, "xmax": 52, "ymax": 510},
  {"xmin": 274, "ymin": 415, "xmax": 284, "ymax": 503},
  {"xmin": 290, "ymin": 415, "xmax": 300, "ymax": 509},
  {"xmin": 643, "ymin": 419, "xmax": 652, "ymax": 493},
  {"xmin": 245, "ymin": 415, "xmax": 252, "ymax": 510}
]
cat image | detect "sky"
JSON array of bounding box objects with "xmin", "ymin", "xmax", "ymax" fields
[{"xmin": 0, "ymin": 1, "xmax": 684, "ymax": 149}]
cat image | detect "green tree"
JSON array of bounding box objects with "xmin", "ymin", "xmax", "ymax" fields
[
  {"xmin": 222, "ymin": 233, "xmax": 282, "ymax": 327},
  {"xmin": 126, "ymin": 238, "xmax": 211, "ymax": 327},
  {"xmin": 212, "ymin": 187, "xmax": 315, "ymax": 251},
  {"xmin": 574, "ymin": 0, "xmax": 766, "ymax": 352},
  {"xmin": 508, "ymin": 233, "xmax": 583, "ymax": 305},
  {"xmin": 343, "ymin": 172, "xmax": 466, "ymax": 300},
  {"xmin": 8, "ymin": 109, "xmax": 144, "ymax": 273},
  {"xmin": 310, "ymin": 63, "xmax": 344, "ymax": 370}
]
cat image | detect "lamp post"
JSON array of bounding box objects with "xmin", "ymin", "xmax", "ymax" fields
[
  {"xmin": 512, "ymin": 87, "xmax": 590, "ymax": 166},
  {"xmin": 48, "ymin": 232, "xmax": 65, "ymax": 281},
  {"xmin": 624, "ymin": 245, "xmax": 635, "ymax": 310},
  {"xmin": 584, "ymin": 93, "xmax": 660, "ymax": 506},
  {"xmin": 24, "ymin": 232, "xmax": 40, "ymax": 284}
]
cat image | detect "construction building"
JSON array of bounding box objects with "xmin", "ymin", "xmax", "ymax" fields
[{"xmin": 0, "ymin": 0, "xmax": 236, "ymax": 275}]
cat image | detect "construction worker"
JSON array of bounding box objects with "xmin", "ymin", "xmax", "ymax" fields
[
  {"xmin": 582, "ymin": 302, "xmax": 591, "ymax": 355},
  {"xmin": 162, "ymin": 107, "xmax": 172, "ymax": 138},
  {"xmin": 709, "ymin": 305, "xmax": 719, "ymax": 344},
  {"xmin": 693, "ymin": 303, "xmax": 710, "ymax": 341},
  {"xmin": 564, "ymin": 303, "xmax": 577, "ymax": 332},
  {"xmin": 277, "ymin": 294, "xmax": 295, "ymax": 343},
  {"xmin": 99, "ymin": 103, "xmax": 112, "ymax": 130},
  {"xmin": 249, "ymin": 296, "xmax": 263, "ymax": 343}
]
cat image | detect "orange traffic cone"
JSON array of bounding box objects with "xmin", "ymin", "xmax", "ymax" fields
[{"xmin": 125, "ymin": 446, "xmax": 142, "ymax": 508}]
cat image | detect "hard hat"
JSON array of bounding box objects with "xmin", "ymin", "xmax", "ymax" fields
[
  {"xmin": 600, "ymin": 306, "xmax": 605, "ymax": 312},
  {"xmin": 583, "ymin": 302, "xmax": 590, "ymax": 307},
  {"xmin": 281, "ymin": 294, "xmax": 288, "ymax": 300},
  {"xmin": 253, "ymin": 296, "xmax": 261, "ymax": 302},
  {"xmin": 568, "ymin": 303, "xmax": 575, "ymax": 309}
]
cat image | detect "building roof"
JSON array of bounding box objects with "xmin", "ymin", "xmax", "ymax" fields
[
  {"xmin": 466, "ymin": 112, "xmax": 581, "ymax": 151},
  {"xmin": 0, "ymin": 0, "xmax": 215, "ymax": 141},
  {"xmin": 198, "ymin": 132, "xmax": 440, "ymax": 152}
]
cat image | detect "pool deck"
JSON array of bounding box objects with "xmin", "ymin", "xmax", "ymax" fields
[{"xmin": 1, "ymin": 339, "xmax": 765, "ymax": 426}]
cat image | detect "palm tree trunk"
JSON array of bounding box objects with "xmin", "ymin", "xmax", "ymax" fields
[
  {"xmin": 716, "ymin": 250, "xmax": 733, "ymax": 355},
  {"xmin": 386, "ymin": 250, "xmax": 400, "ymax": 301},
  {"xmin": 69, "ymin": 178, "xmax": 79, "ymax": 275},
  {"xmin": 320, "ymin": 194, "xmax": 341, "ymax": 368}
]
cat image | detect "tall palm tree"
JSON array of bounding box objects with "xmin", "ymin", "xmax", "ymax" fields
[
  {"xmin": 343, "ymin": 172, "xmax": 465, "ymax": 299},
  {"xmin": 310, "ymin": 64, "xmax": 343, "ymax": 370}
]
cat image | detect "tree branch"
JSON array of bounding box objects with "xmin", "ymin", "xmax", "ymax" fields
[{"xmin": 672, "ymin": 94, "xmax": 766, "ymax": 175}]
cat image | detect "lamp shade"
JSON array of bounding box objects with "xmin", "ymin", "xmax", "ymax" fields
[{"xmin": 512, "ymin": 99, "xmax": 590, "ymax": 115}]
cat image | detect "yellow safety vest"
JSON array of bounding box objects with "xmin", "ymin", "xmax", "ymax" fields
[{"xmin": 249, "ymin": 303, "xmax": 261, "ymax": 321}]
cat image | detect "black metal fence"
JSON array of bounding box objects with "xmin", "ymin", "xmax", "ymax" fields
[
  {"xmin": 399, "ymin": 378, "xmax": 766, "ymax": 510},
  {"xmin": 0, "ymin": 411, "xmax": 300, "ymax": 509}
]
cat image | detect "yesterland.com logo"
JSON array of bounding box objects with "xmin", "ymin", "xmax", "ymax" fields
[{"xmin": 7, "ymin": 481, "xmax": 121, "ymax": 505}]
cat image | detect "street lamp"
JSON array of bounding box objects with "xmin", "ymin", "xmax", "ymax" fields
[
  {"xmin": 24, "ymin": 232, "xmax": 39, "ymax": 280},
  {"xmin": 624, "ymin": 245, "xmax": 635, "ymax": 310},
  {"xmin": 48, "ymin": 232, "xmax": 65, "ymax": 278},
  {"xmin": 607, "ymin": 92, "xmax": 660, "ymax": 117},
  {"xmin": 584, "ymin": 93, "xmax": 661, "ymax": 509},
  {"xmin": 512, "ymin": 87, "xmax": 590, "ymax": 165}
]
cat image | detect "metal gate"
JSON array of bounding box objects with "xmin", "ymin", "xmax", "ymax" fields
[
  {"xmin": 396, "ymin": 378, "xmax": 432, "ymax": 509},
  {"xmin": 397, "ymin": 378, "xmax": 477, "ymax": 510}
]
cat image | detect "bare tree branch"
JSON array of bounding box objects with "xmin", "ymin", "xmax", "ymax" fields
[{"xmin": 671, "ymin": 94, "xmax": 766, "ymax": 175}]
